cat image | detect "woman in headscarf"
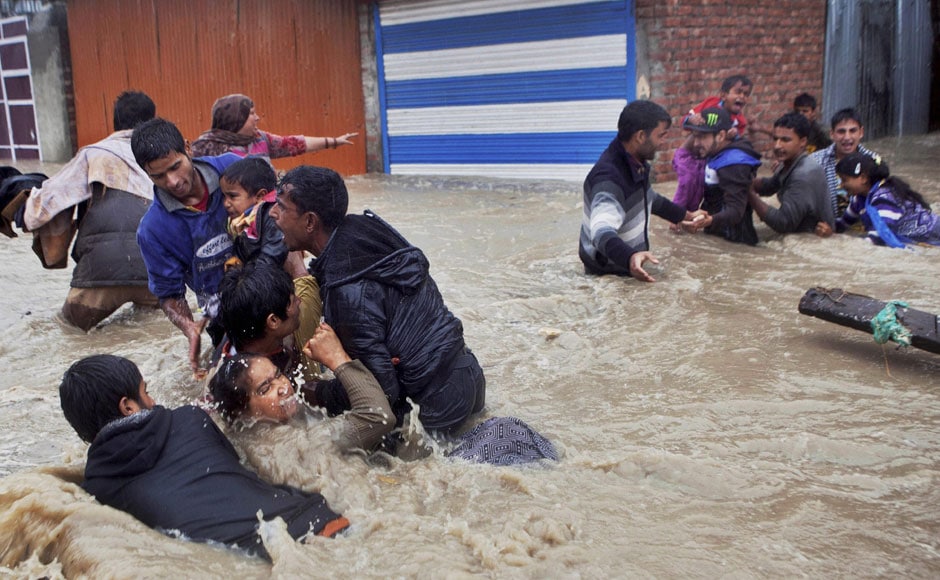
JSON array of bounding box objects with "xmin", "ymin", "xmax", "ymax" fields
[{"xmin": 191, "ymin": 94, "xmax": 357, "ymax": 162}]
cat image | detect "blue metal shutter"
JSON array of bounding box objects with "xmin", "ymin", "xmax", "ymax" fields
[{"xmin": 376, "ymin": 0, "xmax": 635, "ymax": 181}]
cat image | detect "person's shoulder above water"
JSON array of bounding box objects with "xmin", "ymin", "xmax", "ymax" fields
[{"xmin": 194, "ymin": 152, "xmax": 244, "ymax": 175}]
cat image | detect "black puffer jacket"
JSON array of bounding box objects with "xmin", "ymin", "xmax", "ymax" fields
[{"xmin": 311, "ymin": 211, "xmax": 468, "ymax": 426}]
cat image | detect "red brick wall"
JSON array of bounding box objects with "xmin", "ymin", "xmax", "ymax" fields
[{"xmin": 635, "ymin": 0, "xmax": 827, "ymax": 180}]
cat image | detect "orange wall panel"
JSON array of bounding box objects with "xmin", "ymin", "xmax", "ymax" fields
[{"xmin": 66, "ymin": 0, "xmax": 366, "ymax": 175}]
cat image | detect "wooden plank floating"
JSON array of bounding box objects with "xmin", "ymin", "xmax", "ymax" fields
[{"xmin": 798, "ymin": 287, "xmax": 940, "ymax": 355}]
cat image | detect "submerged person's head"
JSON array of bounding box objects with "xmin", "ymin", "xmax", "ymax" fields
[
  {"xmin": 209, "ymin": 353, "xmax": 299, "ymax": 424},
  {"xmin": 59, "ymin": 355, "xmax": 155, "ymax": 443},
  {"xmin": 218, "ymin": 261, "xmax": 299, "ymax": 351}
]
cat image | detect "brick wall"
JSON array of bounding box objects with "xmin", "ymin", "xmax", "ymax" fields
[{"xmin": 634, "ymin": 0, "xmax": 827, "ymax": 181}]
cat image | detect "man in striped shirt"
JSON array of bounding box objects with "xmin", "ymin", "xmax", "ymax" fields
[
  {"xmin": 809, "ymin": 108, "xmax": 878, "ymax": 219},
  {"xmin": 580, "ymin": 100, "xmax": 707, "ymax": 282}
]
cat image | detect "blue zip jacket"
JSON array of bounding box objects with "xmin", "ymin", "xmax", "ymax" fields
[{"xmin": 136, "ymin": 154, "xmax": 239, "ymax": 311}]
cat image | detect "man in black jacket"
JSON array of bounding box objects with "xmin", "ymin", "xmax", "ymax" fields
[
  {"xmin": 59, "ymin": 354, "xmax": 348, "ymax": 560},
  {"xmin": 684, "ymin": 107, "xmax": 763, "ymax": 245},
  {"xmin": 270, "ymin": 166, "xmax": 485, "ymax": 435}
]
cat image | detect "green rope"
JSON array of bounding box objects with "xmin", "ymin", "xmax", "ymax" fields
[{"xmin": 871, "ymin": 300, "xmax": 911, "ymax": 347}]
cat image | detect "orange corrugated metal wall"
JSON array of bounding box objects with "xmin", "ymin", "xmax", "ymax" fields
[{"xmin": 65, "ymin": 0, "xmax": 366, "ymax": 175}]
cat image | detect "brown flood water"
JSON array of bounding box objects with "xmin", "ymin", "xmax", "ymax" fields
[{"xmin": 0, "ymin": 134, "xmax": 938, "ymax": 577}]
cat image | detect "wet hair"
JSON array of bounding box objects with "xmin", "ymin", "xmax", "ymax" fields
[
  {"xmin": 616, "ymin": 100, "xmax": 671, "ymax": 142},
  {"xmin": 218, "ymin": 261, "xmax": 293, "ymax": 350},
  {"xmin": 278, "ymin": 166, "xmax": 349, "ymax": 230},
  {"xmin": 721, "ymin": 75, "xmax": 752, "ymax": 93},
  {"xmin": 209, "ymin": 353, "xmax": 265, "ymax": 423},
  {"xmin": 131, "ymin": 118, "xmax": 187, "ymax": 169},
  {"xmin": 113, "ymin": 91, "xmax": 156, "ymax": 131},
  {"xmin": 829, "ymin": 107, "xmax": 864, "ymax": 130},
  {"xmin": 835, "ymin": 153, "xmax": 929, "ymax": 208},
  {"xmin": 793, "ymin": 92, "xmax": 817, "ymax": 111},
  {"xmin": 221, "ymin": 156, "xmax": 276, "ymax": 196},
  {"xmin": 773, "ymin": 112, "xmax": 811, "ymax": 139},
  {"xmin": 59, "ymin": 355, "xmax": 144, "ymax": 443}
]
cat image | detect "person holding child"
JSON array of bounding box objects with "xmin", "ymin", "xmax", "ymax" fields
[
  {"xmin": 132, "ymin": 118, "xmax": 241, "ymax": 373},
  {"xmin": 673, "ymin": 75, "xmax": 769, "ymax": 215},
  {"xmin": 683, "ymin": 107, "xmax": 763, "ymax": 245},
  {"xmin": 834, "ymin": 152, "xmax": 940, "ymax": 247},
  {"xmin": 191, "ymin": 93, "xmax": 357, "ymax": 162}
]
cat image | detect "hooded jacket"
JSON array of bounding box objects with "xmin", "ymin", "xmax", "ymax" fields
[
  {"xmin": 136, "ymin": 154, "xmax": 239, "ymax": 311},
  {"xmin": 83, "ymin": 405, "xmax": 345, "ymax": 558},
  {"xmin": 310, "ymin": 211, "xmax": 470, "ymax": 428},
  {"xmin": 702, "ymin": 139, "xmax": 763, "ymax": 245}
]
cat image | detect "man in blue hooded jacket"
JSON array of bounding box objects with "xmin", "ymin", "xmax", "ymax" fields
[
  {"xmin": 270, "ymin": 166, "xmax": 485, "ymax": 436},
  {"xmin": 132, "ymin": 118, "xmax": 241, "ymax": 372}
]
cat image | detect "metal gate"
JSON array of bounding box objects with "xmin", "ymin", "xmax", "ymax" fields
[
  {"xmin": 823, "ymin": 0, "xmax": 932, "ymax": 138},
  {"xmin": 0, "ymin": 16, "xmax": 40, "ymax": 161},
  {"xmin": 376, "ymin": 0, "xmax": 635, "ymax": 181}
]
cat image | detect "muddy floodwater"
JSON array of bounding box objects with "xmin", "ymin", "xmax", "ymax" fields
[{"xmin": 1, "ymin": 135, "xmax": 938, "ymax": 577}]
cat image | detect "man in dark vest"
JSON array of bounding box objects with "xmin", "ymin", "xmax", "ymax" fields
[{"xmin": 23, "ymin": 91, "xmax": 159, "ymax": 330}]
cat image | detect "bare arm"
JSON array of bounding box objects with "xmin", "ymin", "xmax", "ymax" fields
[
  {"xmin": 303, "ymin": 133, "xmax": 358, "ymax": 153},
  {"xmin": 159, "ymin": 297, "xmax": 206, "ymax": 374}
]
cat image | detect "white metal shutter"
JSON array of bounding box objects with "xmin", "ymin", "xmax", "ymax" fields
[{"xmin": 376, "ymin": 0, "xmax": 634, "ymax": 181}]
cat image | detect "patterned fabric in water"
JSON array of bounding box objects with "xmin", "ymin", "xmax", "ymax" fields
[{"xmin": 448, "ymin": 417, "xmax": 558, "ymax": 466}]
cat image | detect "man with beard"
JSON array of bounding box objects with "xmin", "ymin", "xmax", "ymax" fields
[
  {"xmin": 810, "ymin": 108, "xmax": 878, "ymax": 219},
  {"xmin": 684, "ymin": 107, "xmax": 763, "ymax": 245},
  {"xmin": 747, "ymin": 113, "xmax": 834, "ymax": 237},
  {"xmin": 579, "ymin": 100, "xmax": 707, "ymax": 282}
]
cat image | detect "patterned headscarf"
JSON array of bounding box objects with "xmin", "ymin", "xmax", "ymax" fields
[
  {"xmin": 191, "ymin": 94, "xmax": 256, "ymax": 156},
  {"xmin": 211, "ymin": 94, "xmax": 254, "ymax": 133}
]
